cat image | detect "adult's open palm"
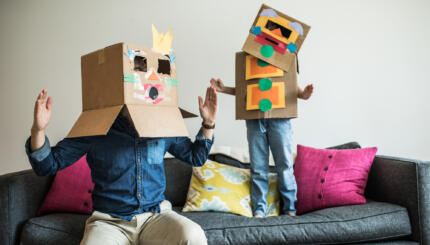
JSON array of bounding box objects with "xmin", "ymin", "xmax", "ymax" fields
[
  {"xmin": 33, "ymin": 89, "xmax": 53, "ymax": 131},
  {"xmin": 198, "ymin": 86, "xmax": 218, "ymax": 125}
]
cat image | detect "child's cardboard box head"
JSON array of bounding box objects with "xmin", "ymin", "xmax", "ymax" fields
[
  {"xmin": 67, "ymin": 26, "xmax": 196, "ymax": 138},
  {"xmin": 242, "ymin": 4, "xmax": 310, "ymax": 71},
  {"xmin": 235, "ymin": 51, "xmax": 297, "ymax": 120}
]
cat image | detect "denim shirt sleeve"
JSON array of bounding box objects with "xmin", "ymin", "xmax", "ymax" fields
[
  {"xmin": 167, "ymin": 129, "xmax": 214, "ymax": 167},
  {"xmin": 25, "ymin": 135, "xmax": 92, "ymax": 176}
]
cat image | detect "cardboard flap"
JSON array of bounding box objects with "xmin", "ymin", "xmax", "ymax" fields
[
  {"xmin": 126, "ymin": 105, "xmax": 189, "ymax": 137},
  {"xmin": 67, "ymin": 105, "xmax": 123, "ymax": 138},
  {"xmin": 179, "ymin": 107, "xmax": 198, "ymax": 118}
]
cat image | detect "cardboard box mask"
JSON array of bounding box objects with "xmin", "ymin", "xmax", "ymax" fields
[
  {"xmin": 235, "ymin": 51, "xmax": 297, "ymax": 120},
  {"xmin": 67, "ymin": 25, "xmax": 197, "ymax": 138},
  {"xmin": 242, "ymin": 4, "xmax": 310, "ymax": 71}
]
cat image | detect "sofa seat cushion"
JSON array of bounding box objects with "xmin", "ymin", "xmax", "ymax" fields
[
  {"xmin": 20, "ymin": 201, "xmax": 411, "ymax": 245},
  {"xmin": 20, "ymin": 213, "xmax": 89, "ymax": 245},
  {"xmin": 181, "ymin": 200, "xmax": 412, "ymax": 245}
]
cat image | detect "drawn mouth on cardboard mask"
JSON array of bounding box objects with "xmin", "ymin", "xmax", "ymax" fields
[
  {"xmin": 142, "ymin": 84, "xmax": 164, "ymax": 104},
  {"xmin": 255, "ymin": 32, "xmax": 287, "ymax": 55}
]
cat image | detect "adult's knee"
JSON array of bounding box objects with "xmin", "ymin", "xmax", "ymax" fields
[{"xmin": 179, "ymin": 222, "xmax": 207, "ymax": 245}]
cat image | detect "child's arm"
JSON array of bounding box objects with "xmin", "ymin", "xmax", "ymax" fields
[
  {"xmin": 210, "ymin": 78, "xmax": 235, "ymax": 96},
  {"xmin": 298, "ymin": 84, "xmax": 314, "ymax": 100}
]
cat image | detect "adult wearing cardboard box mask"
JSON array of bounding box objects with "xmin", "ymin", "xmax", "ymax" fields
[{"xmin": 25, "ymin": 26, "xmax": 217, "ymax": 245}]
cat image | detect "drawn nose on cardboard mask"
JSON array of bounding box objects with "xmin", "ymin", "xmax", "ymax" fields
[{"xmin": 147, "ymin": 70, "xmax": 160, "ymax": 81}]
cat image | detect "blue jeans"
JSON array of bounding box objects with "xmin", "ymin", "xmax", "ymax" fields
[{"xmin": 246, "ymin": 118, "xmax": 297, "ymax": 216}]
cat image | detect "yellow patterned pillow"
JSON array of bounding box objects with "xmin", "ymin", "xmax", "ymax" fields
[{"xmin": 182, "ymin": 160, "xmax": 280, "ymax": 217}]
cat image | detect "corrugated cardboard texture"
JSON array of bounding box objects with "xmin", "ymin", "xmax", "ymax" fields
[
  {"xmin": 82, "ymin": 43, "xmax": 124, "ymax": 110},
  {"xmin": 127, "ymin": 104, "xmax": 189, "ymax": 137},
  {"xmin": 67, "ymin": 105, "xmax": 123, "ymax": 138},
  {"xmin": 235, "ymin": 52, "xmax": 297, "ymax": 120},
  {"xmin": 242, "ymin": 4, "xmax": 310, "ymax": 72}
]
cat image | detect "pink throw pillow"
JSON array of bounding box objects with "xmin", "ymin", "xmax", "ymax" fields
[
  {"xmin": 37, "ymin": 155, "xmax": 94, "ymax": 215},
  {"xmin": 294, "ymin": 145, "xmax": 377, "ymax": 214}
]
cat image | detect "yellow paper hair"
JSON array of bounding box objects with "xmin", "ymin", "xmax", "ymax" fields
[{"xmin": 152, "ymin": 24, "xmax": 174, "ymax": 55}]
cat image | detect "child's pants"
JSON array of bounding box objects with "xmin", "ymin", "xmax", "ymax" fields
[
  {"xmin": 246, "ymin": 118, "xmax": 297, "ymax": 216},
  {"xmin": 80, "ymin": 200, "xmax": 207, "ymax": 245}
]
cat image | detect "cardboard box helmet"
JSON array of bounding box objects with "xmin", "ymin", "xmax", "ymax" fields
[
  {"xmin": 242, "ymin": 4, "xmax": 311, "ymax": 71},
  {"xmin": 67, "ymin": 25, "xmax": 197, "ymax": 138}
]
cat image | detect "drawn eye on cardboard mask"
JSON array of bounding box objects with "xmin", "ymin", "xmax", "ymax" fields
[
  {"xmin": 265, "ymin": 20, "xmax": 292, "ymax": 40},
  {"xmin": 157, "ymin": 58, "xmax": 170, "ymax": 75},
  {"xmin": 134, "ymin": 56, "xmax": 147, "ymax": 72}
]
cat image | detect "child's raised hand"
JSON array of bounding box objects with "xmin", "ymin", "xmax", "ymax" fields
[
  {"xmin": 299, "ymin": 84, "xmax": 314, "ymax": 100},
  {"xmin": 210, "ymin": 78, "xmax": 225, "ymax": 92}
]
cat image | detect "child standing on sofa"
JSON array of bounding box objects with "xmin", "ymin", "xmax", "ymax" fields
[{"xmin": 211, "ymin": 78, "xmax": 313, "ymax": 217}]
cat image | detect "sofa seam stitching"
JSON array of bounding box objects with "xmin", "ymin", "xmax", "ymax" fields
[
  {"xmin": 25, "ymin": 220, "xmax": 82, "ymax": 239},
  {"xmin": 203, "ymin": 209, "xmax": 408, "ymax": 231},
  {"xmin": 308, "ymin": 233, "xmax": 412, "ymax": 245},
  {"xmin": 5, "ymin": 171, "xmax": 33, "ymax": 178}
]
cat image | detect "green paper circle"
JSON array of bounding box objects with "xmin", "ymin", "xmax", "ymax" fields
[
  {"xmin": 257, "ymin": 59, "xmax": 269, "ymax": 67},
  {"xmin": 259, "ymin": 99, "xmax": 272, "ymax": 112},
  {"xmin": 259, "ymin": 78, "xmax": 272, "ymax": 91},
  {"xmin": 260, "ymin": 45, "xmax": 274, "ymax": 58}
]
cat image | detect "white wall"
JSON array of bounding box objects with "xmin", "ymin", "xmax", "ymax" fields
[{"xmin": 1, "ymin": 0, "xmax": 429, "ymax": 174}]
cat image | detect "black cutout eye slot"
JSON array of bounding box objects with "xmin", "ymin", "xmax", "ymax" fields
[
  {"xmin": 134, "ymin": 56, "xmax": 147, "ymax": 72},
  {"xmin": 265, "ymin": 20, "xmax": 292, "ymax": 39},
  {"xmin": 157, "ymin": 59, "xmax": 171, "ymax": 75}
]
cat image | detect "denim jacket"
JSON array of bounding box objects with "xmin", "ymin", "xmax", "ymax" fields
[{"xmin": 25, "ymin": 115, "xmax": 214, "ymax": 221}]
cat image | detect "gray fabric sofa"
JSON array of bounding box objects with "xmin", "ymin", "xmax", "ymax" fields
[{"xmin": 1, "ymin": 142, "xmax": 429, "ymax": 245}]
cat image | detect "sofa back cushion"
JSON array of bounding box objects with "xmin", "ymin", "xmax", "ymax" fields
[{"xmin": 164, "ymin": 158, "xmax": 193, "ymax": 207}]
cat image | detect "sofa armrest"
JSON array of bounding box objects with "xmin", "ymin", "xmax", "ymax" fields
[
  {"xmin": 365, "ymin": 155, "xmax": 430, "ymax": 245},
  {"xmin": 0, "ymin": 170, "xmax": 53, "ymax": 245}
]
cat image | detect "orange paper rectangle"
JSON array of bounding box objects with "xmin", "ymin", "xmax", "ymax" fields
[
  {"xmin": 251, "ymin": 86, "xmax": 279, "ymax": 105},
  {"xmin": 245, "ymin": 55, "xmax": 283, "ymax": 80},
  {"xmin": 246, "ymin": 82, "xmax": 286, "ymax": 110}
]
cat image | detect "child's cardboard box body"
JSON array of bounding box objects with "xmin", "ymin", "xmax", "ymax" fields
[
  {"xmin": 242, "ymin": 4, "xmax": 310, "ymax": 71},
  {"xmin": 235, "ymin": 51, "xmax": 298, "ymax": 120},
  {"xmin": 68, "ymin": 30, "xmax": 196, "ymax": 138}
]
